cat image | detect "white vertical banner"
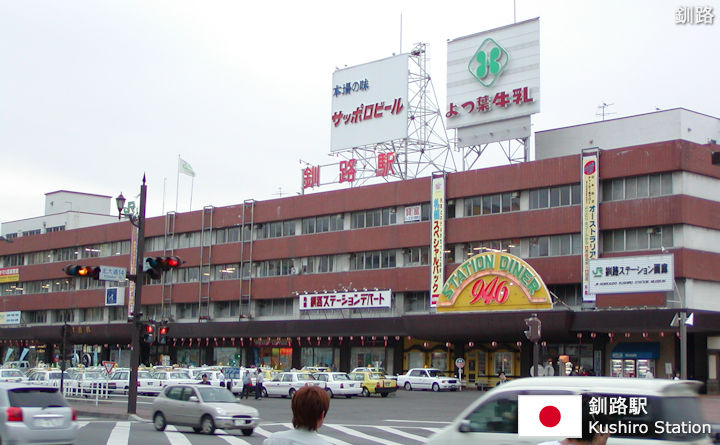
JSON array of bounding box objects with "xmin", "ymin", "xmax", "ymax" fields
[
  {"xmin": 127, "ymin": 225, "xmax": 138, "ymax": 319},
  {"xmin": 430, "ymin": 173, "xmax": 446, "ymax": 307},
  {"xmin": 582, "ymin": 149, "xmax": 600, "ymax": 302}
]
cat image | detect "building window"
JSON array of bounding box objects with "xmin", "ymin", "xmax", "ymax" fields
[
  {"xmin": 256, "ymin": 298, "xmax": 293, "ymax": 316},
  {"xmin": 46, "ymin": 226, "xmax": 65, "ymax": 233},
  {"xmin": 350, "ymin": 250, "xmax": 396, "ymax": 270},
  {"xmin": 258, "ymin": 259, "xmax": 295, "ymax": 277},
  {"xmin": 56, "ymin": 309, "xmax": 74, "ymax": 323},
  {"xmin": 2, "ymin": 254, "xmax": 24, "ymax": 267},
  {"xmin": 548, "ymin": 284, "xmax": 582, "ymax": 307},
  {"xmin": 528, "ymin": 234, "xmax": 581, "ymax": 258},
  {"xmin": 25, "ymin": 311, "xmax": 47, "ymax": 324},
  {"xmin": 465, "ymin": 192, "xmax": 520, "ymax": 216},
  {"xmin": 529, "ymin": 184, "xmax": 581, "ymax": 210},
  {"xmin": 21, "ymin": 229, "xmax": 41, "ymax": 237},
  {"xmin": 351, "ymin": 207, "xmax": 397, "ymax": 229},
  {"xmin": 403, "ymin": 292, "xmax": 429, "ymax": 312},
  {"xmin": 305, "ymin": 255, "xmax": 334, "ymax": 274},
  {"xmin": 177, "ymin": 303, "xmax": 198, "ymax": 319},
  {"xmin": 494, "ymin": 352, "xmax": 513, "ymax": 376},
  {"xmin": 109, "ymin": 307, "xmax": 126, "ymax": 321},
  {"xmin": 602, "ymin": 173, "xmax": 672, "ymax": 202},
  {"xmin": 602, "ymin": 225, "xmax": 674, "ymax": 253},
  {"xmin": 80, "ymin": 307, "xmax": 103, "ymax": 322},
  {"xmin": 403, "ymin": 247, "xmax": 429, "ymax": 266},
  {"xmin": 464, "ymin": 239, "xmax": 521, "ymax": 258},
  {"xmin": 214, "ymin": 301, "xmax": 239, "ymax": 318}
]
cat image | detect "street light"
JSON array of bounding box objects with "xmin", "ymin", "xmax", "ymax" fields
[{"xmin": 117, "ymin": 176, "xmax": 148, "ymax": 415}]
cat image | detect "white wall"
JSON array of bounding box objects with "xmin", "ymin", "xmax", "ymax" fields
[
  {"xmin": 684, "ymin": 279, "xmax": 720, "ymax": 311},
  {"xmin": 45, "ymin": 191, "xmax": 112, "ymax": 216},
  {"xmin": 535, "ymin": 109, "xmax": 720, "ymax": 160},
  {"xmin": 676, "ymin": 171, "xmax": 720, "ymax": 203}
]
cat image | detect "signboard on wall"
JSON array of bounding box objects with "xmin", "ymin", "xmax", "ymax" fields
[
  {"xmin": 299, "ymin": 289, "xmax": 391, "ymax": 310},
  {"xmin": 588, "ymin": 254, "xmax": 674, "ymax": 294},
  {"xmin": 581, "ymin": 149, "xmax": 600, "ymax": 302},
  {"xmin": 437, "ymin": 251, "xmax": 552, "ymax": 312},
  {"xmin": 330, "ymin": 54, "xmax": 409, "ymax": 152},
  {"xmin": 446, "ymin": 18, "xmax": 540, "ymax": 146},
  {"xmin": 430, "ymin": 173, "xmax": 446, "ymax": 307},
  {"xmin": 0, "ymin": 311, "xmax": 21, "ymax": 325},
  {"xmin": 0, "ymin": 267, "xmax": 19, "ymax": 283},
  {"xmin": 404, "ymin": 205, "xmax": 421, "ymax": 222}
]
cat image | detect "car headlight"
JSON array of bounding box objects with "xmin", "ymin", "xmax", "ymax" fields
[{"xmin": 216, "ymin": 408, "xmax": 227, "ymax": 415}]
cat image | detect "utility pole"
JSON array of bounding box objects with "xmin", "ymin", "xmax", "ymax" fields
[
  {"xmin": 524, "ymin": 314, "xmax": 541, "ymax": 376},
  {"xmin": 121, "ymin": 177, "xmax": 147, "ymax": 415}
]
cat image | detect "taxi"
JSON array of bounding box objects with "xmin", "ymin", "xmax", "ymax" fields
[{"xmin": 348, "ymin": 371, "xmax": 398, "ymax": 397}]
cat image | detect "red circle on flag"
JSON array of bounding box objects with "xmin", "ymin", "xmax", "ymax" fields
[{"xmin": 539, "ymin": 405, "xmax": 561, "ymax": 428}]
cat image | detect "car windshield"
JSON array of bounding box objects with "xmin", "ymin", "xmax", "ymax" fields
[
  {"xmin": 332, "ymin": 374, "xmax": 350, "ymax": 381},
  {"xmin": 297, "ymin": 374, "xmax": 315, "ymax": 381},
  {"xmin": 593, "ymin": 394, "xmax": 707, "ymax": 441},
  {"xmin": 170, "ymin": 372, "xmax": 191, "ymax": 379},
  {"xmin": 370, "ymin": 373, "xmax": 384, "ymax": 379},
  {"xmin": 196, "ymin": 386, "xmax": 237, "ymax": 403},
  {"xmin": 138, "ymin": 371, "xmax": 153, "ymax": 379},
  {"xmin": 9, "ymin": 387, "xmax": 68, "ymax": 408},
  {"xmin": 85, "ymin": 371, "xmax": 104, "ymax": 380},
  {"xmin": 2, "ymin": 370, "xmax": 24, "ymax": 377},
  {"xmin": 427, "ymin": 370, "xmax": 447, "ymax": 377}
]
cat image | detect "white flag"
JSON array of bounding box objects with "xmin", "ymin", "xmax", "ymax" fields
[{"xmin": 179, "ymin": 157, "xmax": 195, "ymax": 177}]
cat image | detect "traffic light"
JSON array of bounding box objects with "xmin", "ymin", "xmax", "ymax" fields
[
  {"xmin": 524, "ymin": 315, "xmax": 542, "ymax": 343},
  {"xmin": 144, "ymin": 256, "xmax": 182, "ymax": 280},
  {"xmin": 63, "ymin": 265, "xmax": 101, "ymax": 279},
  {"xmin": 142, "ymin": 323, "xmax": 156, "ymax": 344},
  {"xmin": 157, "ymin": 324, "xmax": 169, "ymax": 345}
]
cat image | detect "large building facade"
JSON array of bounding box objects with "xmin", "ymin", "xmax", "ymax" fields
[{"xmin": 1, "ymin": 109, "xmax": 720, "ymax": 391}]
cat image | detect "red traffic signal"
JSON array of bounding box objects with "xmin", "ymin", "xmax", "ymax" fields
[
  {"xmin": 157, "ymin": 325, "xmax": 169, "ymax": 345},
  {"xmin": 142, "ymin": 323, "xmax": 156, "ymax": 343},
  {"xmin": 64, "ymin": 265, "xmax": 101, "ymax": 279},
  {"xmin": 144, "ymin": 256, "xmax": 182, "ymax": 280}
]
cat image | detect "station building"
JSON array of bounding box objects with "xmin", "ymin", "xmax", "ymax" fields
[{"xmin": 1, "ymin": 108, "xmax": 719, "ymax": 391}]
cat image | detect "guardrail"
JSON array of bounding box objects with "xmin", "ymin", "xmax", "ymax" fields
[{"xmin": 63, "ymin": 381, "xmax": 111, "ymax": 405}]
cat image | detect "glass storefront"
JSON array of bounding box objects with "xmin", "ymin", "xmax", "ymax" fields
[
  {"xmin": 214, "ymin": 347, "xmax": 243, "ymax": 367},
  {"xmin": 301, "ymin": 347, "xmax": 339, "ymax": 370},
  {"xmin": 176, "ymin": 347, "xmax": 201, "ymax": 367},
  {"xmin": 546, "ymin": 343, "xmax": 594, "ymax": 375},
  {"xmin": 350, "ymin": 347, "xmax": 393, "ymax": 374},
  {"xmin": 258, "ymin": 347, "xmax": 292, "ymax": 370}
]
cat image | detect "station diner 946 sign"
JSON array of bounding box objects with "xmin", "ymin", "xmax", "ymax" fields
[
  {"xmin": 446, "ymin": 18, "xmax": 540, "ymax": 146},
  {"xmin": 330, "ymin": 54, "xmax": 409, "ymax": 152},
  {"xmin": 300, "ymin": 290, "xmax": 391, "ymax": 310},
  {"xmin": 588, "ymin": 254, "xmax": 674, "ymax": 294}
]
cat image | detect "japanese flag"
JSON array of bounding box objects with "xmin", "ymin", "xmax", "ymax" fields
[{"xmin": 518, "ymin": 395, "xmax": 582, "ymax": 437}]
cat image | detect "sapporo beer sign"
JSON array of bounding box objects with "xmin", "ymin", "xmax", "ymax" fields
[{"xmin": 437, "ymin": 252, "xmax": 552, "ymax": 312}]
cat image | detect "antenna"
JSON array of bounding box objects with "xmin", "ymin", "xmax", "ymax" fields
[
  {"xmin": 596, "ymin": 102, "xmax": 616, "ymax": 121},
  {"xmin": 399, "ymin": 12, "xmax": 403, "ymax": 53}
]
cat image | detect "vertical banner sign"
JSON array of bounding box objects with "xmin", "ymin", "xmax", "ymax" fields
[
  {"xmin": 581, "ymin": 150, "xmax": 599, "ymax": 302},
  {"xmin": 127, "ymin": 225, "xmax": 138, "ymax": 319},
  {"xmin": 430, "ymin": 173, "xmax": 446, "ymax": 307}
]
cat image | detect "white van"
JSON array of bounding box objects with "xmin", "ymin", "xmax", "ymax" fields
[
  {"xmin": 1, "ymin": 361, "xmax": 31, "ymax": 374},
  {"xmin": 426, "ymin": 376, "xmax": 712, "ymax": 445}
]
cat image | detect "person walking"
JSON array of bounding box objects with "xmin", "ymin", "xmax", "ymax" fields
[
  {"xmin": 263, "ymin": 385, "xmax": 332, "ymax": 445},
  {"xmin": 255, "ymin": 370, "xmax": 265, "ymax": 400},
  {"xmin": 241, "ymin": 370, "xmax": 252, "ymax": 399}
]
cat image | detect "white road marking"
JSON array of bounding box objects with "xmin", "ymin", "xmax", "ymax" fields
[
  {"xmin": 164, "ymin": 425, "xmax": 193, "ymax": 445},
  {"xmin": 253, "ymin": 426, "xmax": 273, "ymax": 437},
  {"xmin": 421, "ymin": 427, "xmax": 442, "ymax": 433},
  {"xmin": 75, "ymin": 421, "xmax": 89, "ymax": 428},
  {"xmin": 323, "ymin": 424, "xmax": 406, "ymax": 445},
  {"xmin": 106, "ymin": 421, "xmax": 131, "ymax": 445},
  {"xmin": 215, "ymin": 429, "xmax": 252, "ymax": 444},
  {"xmin": 384, "ymin": 419, "xmax": 450, "ymax": 424},
  {"xmin": 279, "ymin": 423, "xmax": 353, "ymax": 445},
  {"xmin": 376, "ymin": 426, "xmax": 429, "ymax": 442}
]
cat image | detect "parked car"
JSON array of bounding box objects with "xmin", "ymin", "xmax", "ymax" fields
[
  {"xmin": 348, "ymin": 371, "xmax": 398, "ymax": 397},
  {"xmin": 426, "ymin": 376, "xmax": 712, "ymax": 444},
  {"xmin": 25, "ymin": 370, "xmax": 67, "ymax": 388},
  {"xmin": 397, "ymin": 368, "xmax": 460, "ymax": 392},
  {"xmin": 0, "ymin": 382, "xmax": 78, "ymax": 444},
  {"xmin": 137, "ymin": 370, "xmax": 163, "ymax": 396},
  {"xmin": 263, "ymin": 372, "xmax": 322, "ymax": 398},
  {"xmin": 0, "ymin": 369, "xmax": 27, "ymax": 383},
  {"xmin": 152, "ymin": 370, "xmax": 197, "ymax": 390},
  {"xmin": 312, "ymin": 372, "xmax": 363, "ymax": 398},
  {"xmin": 193, "ymin": 370, "xmax": 226, "ymax": 387},
  {"xmin": 1, "ymin": 361, "xmax": 31, "ymax": 374},
  {"xmin": 152, "ymin": 384, "xmax": 259, "ymax": 436}
]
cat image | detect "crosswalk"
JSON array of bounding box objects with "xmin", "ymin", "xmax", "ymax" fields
[{"xmin": 76, "ymin": 419, "xmax": 447, "ymax": 444}]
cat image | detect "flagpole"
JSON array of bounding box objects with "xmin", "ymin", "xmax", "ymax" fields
[
  {"xmin": 175, "ymin": 155, "xmax": 180, "ymax": 213},
  {"xmin": 162, "ymin": 177, "xmax": 167, "ymax": 216},
  {"xmin": 189, "ymin": 175, "xmax": 194, "ymax": 212}
]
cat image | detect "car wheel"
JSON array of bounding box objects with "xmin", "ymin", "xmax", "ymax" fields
[
  {"xmin": 201, "ymin": 415, "xmax": 215, "ymax": 434},
  {"xmin": 289, "ymin": 388, "xmax": 296, "ymax": 398},
  {"xmin": 432, "ymin": 383, "xmax": 440, "ymax": 392},
  {"xmin": 192, "ymin": 427, "xmax": 202, "ymax": 433},
  {"xmin": 346, "ymin": 395, "xmax": 353, "ymax": 399},
  {"xmin": 326, "ymin": 388, "xmax": 334, "ymax": 398},
  {"xmin": 381, "ymin": 392, "xmax": 388, "ymax": 398},
  {"xmin": 404, "ymin": 382, "xmax": 412, "ymax": 391},
  {"xmin": 241, "ymin": 428, "xmax": 253, "ymax": 436},
  {"xmin": 153, "ymin": 412, "xmax": 166, "ymax": 432},
  {"xmin": 262, "ymin": 388, "xmax": 268, "ymax": 398},
  {"xmin": 361, "ymin": 387, "xmax": 370, "ymax": 397}
]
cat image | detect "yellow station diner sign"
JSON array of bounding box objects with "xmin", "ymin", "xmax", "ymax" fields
[{"xmin": 437, "ymin": 252, "xmax": 552, "ymax": 312}]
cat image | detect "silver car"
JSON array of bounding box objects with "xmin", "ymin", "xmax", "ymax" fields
[
  {"xmin": 151, "ymin": 384, "xmax": 259, "ymax": 436},
  {"xmin": 0, "ymin": 382, "xmax": 78, "ymax": 445}
]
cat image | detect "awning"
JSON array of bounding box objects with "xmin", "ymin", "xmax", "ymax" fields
[{"xmin": 611, "ymin": 342, "xmax": 660, "ymax": 359}]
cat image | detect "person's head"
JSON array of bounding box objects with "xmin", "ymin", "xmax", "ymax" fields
[
  {"xmin": 499, "ymin": 372, "xmax": 507, "ymax": 380},
  {"xmin": 201, "ymin": 373, "xmax": 208, "ymax": 380},
  {"xmin": 291, "ymin": 385, "xmax": 330, "ymax": 431}
]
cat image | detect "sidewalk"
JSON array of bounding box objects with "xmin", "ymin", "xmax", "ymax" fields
[{"xmin": 68, "ymin": 398, "xmax": 151, "ymax": 421}]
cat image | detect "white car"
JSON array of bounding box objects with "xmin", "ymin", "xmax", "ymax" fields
[
  {"xmin": 312, "ymin": 372, "xmax": 362, "ymax": 398},
  {"xmin": 151, "ymin": 370, "xmax": 196, "ymax": 391},
  {"xmin": 426, "ymin": 376, "xmax": 712, "ymax": 445},
  {"xmin": 397, "ymin": 368, "xmax": 460, "ymax": 392},
  {"xmin": 106, "ymin": 369, "xmax": 132, "ymax": 394},
  {"xmin": 0, "ymin": 370, "xmax": 27, "ymax": 383},
  {"xmin": 26, "ymin": 370, "xmax": 67, "ymax": 387},
  {"xmin": 138, "ymin": 370, "xmax": 163, "ymax": 396},
  {"xmin": 193, "ymin": 370, "xmax": 226, "ymax": 387},
  {"xmin": 263, "ymin": 372, "xmax": 322, "ymax": 398}
]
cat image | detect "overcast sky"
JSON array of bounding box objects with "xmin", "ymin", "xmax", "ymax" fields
[{"xmin": 2, "ymin": 0, "xmax": 719, "ymax": 225}]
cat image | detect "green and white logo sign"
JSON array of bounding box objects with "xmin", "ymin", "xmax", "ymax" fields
[{"xmin": 468, "ymin": 38, "xmax": 508, "ymax": 87}]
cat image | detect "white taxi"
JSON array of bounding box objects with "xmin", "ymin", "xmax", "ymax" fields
[
  {"xmin": 263, "ymin": 371, "xmax": 322, "ymax": 398},
  {"xmin": 312, "ymin": 372, "xmax": 362, "ymax": 398},
  {"xmin": 397, "ymin": 368, "xmax": 460, "ymax": 391}
]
